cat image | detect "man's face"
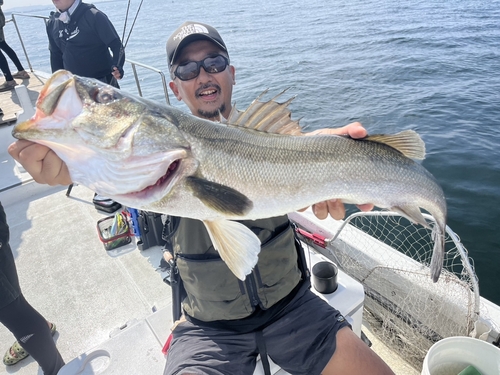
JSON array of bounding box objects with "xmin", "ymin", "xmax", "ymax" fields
[
  {"xmin": 169, "ymin": 40, "xmax": 235, "ymax": 121},
  {"xmin": 52, "ymin": 0, "xmax": 76, "ymax": 11}
]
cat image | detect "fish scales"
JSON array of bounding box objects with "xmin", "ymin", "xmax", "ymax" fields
[{"xmin": 186, "ymin": 126, "xmax": 440, "ymax": 216}]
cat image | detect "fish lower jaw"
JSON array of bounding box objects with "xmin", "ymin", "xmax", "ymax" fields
[{"xmin": 114, "ymin": 159, "xmax": 181, "ymax": 204}]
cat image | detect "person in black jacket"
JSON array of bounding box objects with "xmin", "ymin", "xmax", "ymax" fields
[
  {"xmin": 46, "ymin": 0, "xmax": 125, "ymax": 88},
  {"xmin": 0, "ymin": 202, "xmax": 64, "ymax": 374}
]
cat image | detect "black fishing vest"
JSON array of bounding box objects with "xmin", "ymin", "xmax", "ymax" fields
[{"xmin": 171, "ymin": 216, "xmax": 302, "ymax": 322}]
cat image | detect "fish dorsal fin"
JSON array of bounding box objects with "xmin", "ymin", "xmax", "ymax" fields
[
  {"xmin": 226, "ymin": 89, "xmax": 303, "ymax": 135},
  {"xmin": 365, "ymin": 130, "xmax": 426, "ymax": 160}
]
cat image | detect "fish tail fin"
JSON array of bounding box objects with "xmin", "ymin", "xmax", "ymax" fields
[
  {"xmin": 391, "ymin": 205, "xmax": 446, "ymax": 282},
  {"xmin": 430, "ymin": 223, "xmax": 446, "ymax": 283},
  {"xmin": 391, "ymin": 205, "xmax": 430, "ymax": 228},
  {"xmin": 203, "ymin": 219, "xmax": 261, "ymax": 280}
]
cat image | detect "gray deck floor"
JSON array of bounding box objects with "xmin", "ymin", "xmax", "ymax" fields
[{"xmin": 0, "ymin": 180, "xmax": 172, "ymax": 374}]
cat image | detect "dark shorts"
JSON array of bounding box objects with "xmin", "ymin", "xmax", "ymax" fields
[{"xmin": 163, "ymin": 288, "xmax": 351, "ymax": 375}]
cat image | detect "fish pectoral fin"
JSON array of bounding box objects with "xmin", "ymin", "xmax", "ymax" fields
[
  {"xmin": 203, "ymin": 219, "xmax": 261, "ymax": 280},
  {"xmin": 186, "ymin": 176, "xmax": 253, "ymax": 216},
  {"xmin": 365, "ymin": 130, "xmax": 426, "ymax": 160},
  {"xmin": 391, "ymin": 205, "xmax": 430, "ymax": 228}
]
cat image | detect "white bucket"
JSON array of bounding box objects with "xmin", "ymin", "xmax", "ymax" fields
[{"xmin": 421, "ymin": 336, "xmax": 500, "ymax": 375}]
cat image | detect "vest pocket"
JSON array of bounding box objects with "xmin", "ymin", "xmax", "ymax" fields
[
  {"xmin": 177, "ymin": 255, "xmax": 244, "ymax": 302},
  {"xmin": 177, "ymin": 255, "xmax": 253, "ymax": 320},
  {"xmin": 257, "ymin": 224, "xmax": 299, "ymax": 288}
]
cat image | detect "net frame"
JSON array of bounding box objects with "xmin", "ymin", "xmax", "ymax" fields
[{"xmin": 302, "ymin": 211, "xmax": 480, "ymax": 369}]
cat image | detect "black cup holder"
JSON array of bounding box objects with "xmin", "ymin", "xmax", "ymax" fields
[{"xmin": 312, "ymin": 261, "xmax": 338, "ymax": 294}]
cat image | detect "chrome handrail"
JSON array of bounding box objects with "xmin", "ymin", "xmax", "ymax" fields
[
  {"xmin": 10, "ymin": 14, "xmax": 49, "ymax": 72},
  {"xmin": 9, "ymin": 13, "xmax": 170, "ymax": 104},
  {"xmin": 127, "ymin": 58, "xmax": 170, "ymax": 105}
]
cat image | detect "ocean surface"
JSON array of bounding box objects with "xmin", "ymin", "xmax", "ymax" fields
[{"xmin": 4, "ymin": 0, "xmax": 500, "ymax": 304}]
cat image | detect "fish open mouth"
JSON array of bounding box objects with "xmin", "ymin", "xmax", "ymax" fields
[{"xmin": 127, "ymin": 159, "xmax": 181, "ymax": 199}]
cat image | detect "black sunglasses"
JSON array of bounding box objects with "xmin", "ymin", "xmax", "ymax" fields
[{"xmin": 172, "ymin": 55, "xmax": 230, "ymax": 81}]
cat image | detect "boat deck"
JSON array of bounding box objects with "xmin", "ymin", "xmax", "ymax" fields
[
  {"xmin": 0, "ymin": 70, "xmax": 47, "ymax": 126},
  {"xmin": 0, "ymin": 182, "xmax": 172, "ymax": 375},
  {"xmin": 0, "ymin": 76, "xmax": 418, "ymax": 375}
]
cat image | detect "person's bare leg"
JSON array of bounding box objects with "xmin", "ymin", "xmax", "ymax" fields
[{"xmin": 321, "ymin": 327, "xmax": 395, "ymax": 375}]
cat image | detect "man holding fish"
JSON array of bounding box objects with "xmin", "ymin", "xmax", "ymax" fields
[{"xmin": 9, "ymin": 20, "xmax": 396, "ymax": 375}]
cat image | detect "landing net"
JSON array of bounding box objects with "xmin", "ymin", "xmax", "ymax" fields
[{"xmin": 325, "ymin": 211, "xmax": 479, "ymax": 369}]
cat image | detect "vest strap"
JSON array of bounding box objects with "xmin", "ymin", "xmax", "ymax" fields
[{"xmin": 255, "ymin": 330, "xmax": 271, "ymax": 375}]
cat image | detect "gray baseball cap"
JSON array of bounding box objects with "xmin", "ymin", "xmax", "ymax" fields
[{"xmin": 166, "ymin": 21, "xmax": 228, "ymax": 67}]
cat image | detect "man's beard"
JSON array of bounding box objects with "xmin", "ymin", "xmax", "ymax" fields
[{"xmin": 198, "ymin": 103, "xmax": 226, "ymax": 121}]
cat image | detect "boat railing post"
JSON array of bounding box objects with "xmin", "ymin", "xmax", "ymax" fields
[
  {"xmin": 130, "ymin": 62, "xmax": 143, "ymax": 97},
  {"xmin": 9, "ymin": 14, "xmax": 171, "ymax": 105},
  {"xmin": 159, "ymin": 71, "xmax": 170, "ymax": 105},
  {"xmin": 10, "ymin": 14, "xmax": 34, "ymax": 73},
  {"xmin": 125, "ymin": 58, "xmax": 171, "ymax": 105}
]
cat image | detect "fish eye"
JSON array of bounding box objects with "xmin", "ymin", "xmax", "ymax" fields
[{"xmin": 95, "ymin": 88, "xmax": 122, "ymax": 104}]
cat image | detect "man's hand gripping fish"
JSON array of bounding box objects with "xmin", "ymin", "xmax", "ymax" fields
[{"xmin": 12, "ymin": 70, "xmax": 447, "ymax": 282}]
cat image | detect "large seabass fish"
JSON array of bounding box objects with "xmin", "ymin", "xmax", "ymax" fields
[{"xmin": 13, "ymin": 70, "xmax": 447, "ymax": 282}]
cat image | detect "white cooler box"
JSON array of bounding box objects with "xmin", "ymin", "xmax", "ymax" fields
[{"xmin": 307, "ymin": 250, "xmax": 365, "ymax": 337}]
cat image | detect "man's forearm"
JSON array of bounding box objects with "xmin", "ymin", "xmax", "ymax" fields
[{"xmin": 109, "ymin": 38, "xmax": 125, "ymax": 76}]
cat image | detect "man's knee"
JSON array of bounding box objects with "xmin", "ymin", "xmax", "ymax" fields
[{"xmin": 321, "ymin": 327, "xmax": 395, "ymax": 375}]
